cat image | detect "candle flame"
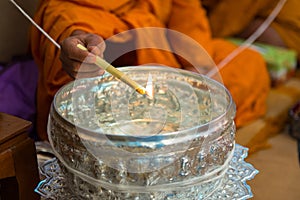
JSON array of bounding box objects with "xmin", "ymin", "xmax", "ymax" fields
[{"xmin": 145, "ymin": 74, "xmax": 154, "ymax": 99}]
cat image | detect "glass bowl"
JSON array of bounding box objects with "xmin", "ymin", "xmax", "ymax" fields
[{"xmin": 48, "ymin": 66, "xmax": 236, "ymax": 199}]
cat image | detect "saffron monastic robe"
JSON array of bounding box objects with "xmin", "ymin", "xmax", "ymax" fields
[
  {"xmin": 203, "ymin": 0, "xmax": 300, "ymax": 61},
  {"xmin": 31, "ymin": 0, "xmax": 270, "ymax": 140}
]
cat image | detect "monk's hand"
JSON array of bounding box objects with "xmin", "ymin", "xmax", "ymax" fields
[{"xmin": 60, "ymin": 30, "xmax": 106, "ymax": 79}]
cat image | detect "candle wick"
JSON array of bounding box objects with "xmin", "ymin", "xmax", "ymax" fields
[{"xmin": 146, "ymin": 74, "xmax": 154, "ymax": 99}]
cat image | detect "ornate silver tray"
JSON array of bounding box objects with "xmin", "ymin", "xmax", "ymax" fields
[{"xmin": 35, "ymin": 144, "xmax": 258, "ymax": 200}]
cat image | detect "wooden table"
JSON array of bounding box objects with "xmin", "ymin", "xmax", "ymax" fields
[{"xmin": 0, "ymin": 112, "xmax": 40, "ymax": 200}]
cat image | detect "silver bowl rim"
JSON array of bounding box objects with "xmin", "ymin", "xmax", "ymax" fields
[{"xmin": 51, "ymin": 66, "xmax": 236, "ymax": 142}]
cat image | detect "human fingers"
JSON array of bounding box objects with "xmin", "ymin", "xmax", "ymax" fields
[
  {"xmin": 81, "ymin": 33, "xmax": 106, "ymax": 58},
  {"xmin": 60, "ymin": 36, "xmax": 98, "ymax": 64},
  {"xmin": 60, "ymin": 50, "xmax": 104, "ymax": 79}
]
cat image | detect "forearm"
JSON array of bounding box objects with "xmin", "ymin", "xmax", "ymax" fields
[
  {"xmin": 238, "ymin": 18, "xmax": 287, "ymax": 47},
  {"xmin": 206, "ymin": 0, "xmax": 274, "ymax": 37}
]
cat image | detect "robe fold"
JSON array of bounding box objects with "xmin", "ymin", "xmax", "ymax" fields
[
  {"xmin": 203, "ymin": 0, "xmax": 300, "ymax": 61},
  {"xmin": 31, "ymin": 0, "xmax": 270, "ymax": 140}
]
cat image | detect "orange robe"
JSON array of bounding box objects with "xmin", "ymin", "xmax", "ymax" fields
[
  {"xmin": 31, "ymin": 0, "xmax": 270, "ymax": 140},
  {"xmin": 203, "ymin": 0, "xmax": 300, "ymax": 61}
]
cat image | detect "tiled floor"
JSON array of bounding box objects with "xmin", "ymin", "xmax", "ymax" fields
[{"xmin": 245, "ymin": 130, "xmax": 300, "ymax": 200}]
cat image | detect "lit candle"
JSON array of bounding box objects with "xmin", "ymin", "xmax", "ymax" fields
[{"xmin": 77, "ymin": 44, "xmax": 152, "ymax": 97}]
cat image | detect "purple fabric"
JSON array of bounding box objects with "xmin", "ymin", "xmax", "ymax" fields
[{"xmin": 0, "ymin": 60, "xmax": 38, "ymax": 137}]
